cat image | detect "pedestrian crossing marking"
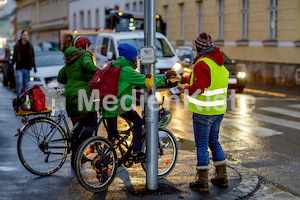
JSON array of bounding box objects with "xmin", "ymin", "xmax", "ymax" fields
[
  {"xmin": 251, "ymin": 112, "xmax": 300, "ymax": 131},
  {"xmin": 222, "ymin": 118, "xmax": 283, "ymax": 137},
  {"xmin": 0, "ymin": 166, "xmax": 19, "ymax": 172},
  {"xmin": 289, "ymin": 104, "xmax": 300, "ymax": 109},
  {"xmin": 259, "ymin": 107, "xmax": 300, "ymax": 119}
]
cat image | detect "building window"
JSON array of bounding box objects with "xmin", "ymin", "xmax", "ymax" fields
[
  {"xmin": 180, "ymin": 4, "xmax": 184, "ymax": 40},
  {"xmin": 269, "ymin": 0, "xmax": 277, "ymax": 40},
  {"xmin": 139, "ymin": 1, "xmax": 143, "ymax": 12},
  {"xmin": 198, "ymin": 1, "xmax": 203, "ymax": 34},
  {"xmin": 241, "ymin": 0, "xmax": 248, "ymax": 40},
  {"xmin": 133, "ymin": 2, "xmax": 137, "ymax": 11},
  {"xmin": 218, "ymin": 0, "xmax": 224, "ymax": 40},
  {"xmin": 80, "ymin": 11, "xmax": 84, "ymax": 29},
  {"xmin": 125, "ymin": 3, "xmax": 130, "ymax": 10},
  {"xmin": 87, "ymin": 10, "xmax": 91, "ymax": 29},
  {"xmin": 73, "ymin": 13, "xmax": 76, "ymax": 30},
  {"xmin": 96, "ymin": 9, "xmax": 99, "ymax": 28},
  {"xmin": 164, "ymin": 6, "xmax": 168, "ymax": 38}
]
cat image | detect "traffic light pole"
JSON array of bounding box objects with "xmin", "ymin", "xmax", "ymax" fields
[{"xmin": 144, "ymin": 0, "xmax": 158, "ymax": 191}]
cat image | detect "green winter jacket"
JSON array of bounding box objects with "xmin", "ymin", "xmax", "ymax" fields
[
  {"xmin": 102, "ymin": 56, "xmax": 165, "ymax": 118},
  {"xmin": 58, "ymin": 47, "xmax": 98, "ymax": 117}
]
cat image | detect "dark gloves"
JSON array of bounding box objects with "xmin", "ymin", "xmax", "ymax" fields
[
  {"xmin": 162, "ymin": 70, "xmax": 176, "ymax": 80},
  {"xmin": 166, "ymin": 70, "xmax": 176, "ymax": 79}
]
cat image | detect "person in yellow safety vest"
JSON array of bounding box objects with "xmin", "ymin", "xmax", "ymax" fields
[{"xmin": 177, "ymin": 32, "xmax": 229, "ymax": 192}]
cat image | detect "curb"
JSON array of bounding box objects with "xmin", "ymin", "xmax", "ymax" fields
[
  {"xmin": 244, "ymin": 88, "xmax": 300, "ymax": 99},
  {"xmin": 214, "ymin": 162, "xmax": 259, "ymax": 200}
]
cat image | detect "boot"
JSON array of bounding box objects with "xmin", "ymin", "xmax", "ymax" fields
[
  {"xmin": 189, "ymin": 167, "xmax": 209, "ymax": 192},
  {"xmin": 71, "ymin": 130, "xmax": 93, "ymax": 168},
  {"xmin": 70, "ymin": 139, "xmax": 80, "ymax": 168},
  {"xmin": 211, "ymin": 160, "xmax": 228, "ymax": 187}
]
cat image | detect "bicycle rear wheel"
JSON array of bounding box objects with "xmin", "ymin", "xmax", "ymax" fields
[
  {"xmin": 75, "ymin": 136, "xmax": 118, "ymax": 193},
  {"xmin": 141, "ymin": 128, "xmax": 178, "ymax": 178},
  {"xmin": 17, "ymin": 117, "xmax": 68, "ymax": 176}
]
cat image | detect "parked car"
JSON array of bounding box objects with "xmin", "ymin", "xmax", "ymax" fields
[
  {"xmin": 33, "ymin": 45, "xmax": 42, "ymax": 52},
  {"xmin": 95, "ymin": 31, "xmax": 183, "ymax": 77},
  {"xmin": 2, "ymin": 43, "xmax": 15, "ymax": 88},
  {"xmin": 27, "ymin": 51, "xmax": 65, "ymax": 88},
  {"xmin": 39, "ymin": 42, "xmax": 60, "ymax": 51},
  {"xmin": 175, "ymin": 47, "xmax": 247, "ymax": 93}
]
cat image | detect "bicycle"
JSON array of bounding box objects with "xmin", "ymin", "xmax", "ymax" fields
[
  {"xmin": 15, "ymin": 87, "xmax": 178, "ymax": 192},
  {"xmin": 15, "ymin": 86, "xmax": 106, "ymax": 176},
  {"xmin": 74, "ymin": 97, "xmax": 178, "ymax": 192}
]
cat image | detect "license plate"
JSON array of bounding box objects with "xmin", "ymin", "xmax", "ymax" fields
[{"xmin": 228, "ymin": 78, "xmax": 237, "ymax": 84}]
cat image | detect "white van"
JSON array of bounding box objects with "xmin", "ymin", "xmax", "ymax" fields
[{"xmin": 95, "ymin": 31, "xmax": 183, "ymax": 75}]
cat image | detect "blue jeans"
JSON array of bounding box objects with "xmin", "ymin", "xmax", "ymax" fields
[
  {"xmin": 193, "ymin": 113, "xmax": 226, "ymax": 167},
  {"xmin": 16, "ymin": 69, "xmax": 30, "ymax": 95}
]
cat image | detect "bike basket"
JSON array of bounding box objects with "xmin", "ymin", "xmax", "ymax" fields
[{"xmin": 13, "ymin": 84, "xmax": 50, "ymax": 116}]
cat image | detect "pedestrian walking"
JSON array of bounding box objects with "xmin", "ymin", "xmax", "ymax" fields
[
  {"xmin": 58, "ymin": 36, "xmax": 99, "ymax": 168},
  {"xmin": 13, "ymin": 30, "xmax": 37, "ymax": 95},
  {"xmin": 177, "ymin": 32, "xmax": 229, "ymax": 191}
]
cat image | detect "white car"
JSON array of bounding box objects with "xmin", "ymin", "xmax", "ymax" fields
[
  {"xmin": 28, "ymin": 51, "xmax": 65, "ymax": 88},
  {"xmin": 95, "ymin": 31, "xmax": 183, "ymax": 76}
]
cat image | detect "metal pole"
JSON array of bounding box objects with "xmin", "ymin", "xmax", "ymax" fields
[
  {"xmin": 146, "ymin": 95, "xmax": 159, "ymax": 190},
  {"xmin": 144, "ymin": 0, "xmax": 158, "ymax": 190}
]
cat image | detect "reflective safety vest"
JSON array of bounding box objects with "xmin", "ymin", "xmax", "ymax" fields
[{"xmin": 185, "ymin": 57, "xmax": 229, "ymax": 115}]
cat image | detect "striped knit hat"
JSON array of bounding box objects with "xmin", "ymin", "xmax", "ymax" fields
[{"xmin": 194, "ymin": 32, "xmax": 214, "ymax": 49}]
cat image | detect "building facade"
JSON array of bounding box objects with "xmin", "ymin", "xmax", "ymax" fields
[
  {"xmin": 157, "ymin": 0, "xmax": 300, "ymax": 86},
  {"xmin": 16, "ymin": 0, "xmax": 68, "ymax": 45},
  {"xmin": 69, "ymin": 0, "xmax": 144, "ymax": 30}
]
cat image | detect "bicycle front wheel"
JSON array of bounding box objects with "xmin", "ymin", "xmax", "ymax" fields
[
  {"xmin": 75, "ymin": 136, "xmax": 118, "ymax": 193},
  {"xmin": 17, "ymin": 117, "xmax": 68, "ymax": 176},
  {"xmin": 141, "ymin": 128, "xmax": 178, "ymax": 178}
]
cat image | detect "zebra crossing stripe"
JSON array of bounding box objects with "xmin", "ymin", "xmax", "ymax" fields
[
  {"xmin": 252, "ymin": 112, "xmax": 300, "ymax": 131},
  {"xmin": 259, "ymin": 107, "xmax": 300, "ymax": 119},
  {"xmin": 222, "ymin": 118, "xmax": 283, "ymax": 137},
  {"xmin": 289, "ymin": 104, "xmax": 300, "ymax": 109}
]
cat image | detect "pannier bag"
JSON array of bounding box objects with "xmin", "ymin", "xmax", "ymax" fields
[{"xmin": 13, "ymin": 84, "xmax": 48, "ymax": 115}]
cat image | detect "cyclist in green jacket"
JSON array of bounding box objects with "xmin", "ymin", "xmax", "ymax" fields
[
  {"xmin": 104, "ymin": 43, "xmax": 175, "ymax": 162},
  {"xmin": 58, "ymin": 36, "xmax": 98, "ymax": 167}
]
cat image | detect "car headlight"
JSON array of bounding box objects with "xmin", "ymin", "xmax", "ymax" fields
[
  {"xmin": 30, "ymin": 77, "xmax": 41, "ymax": 82},
  {"xmin": 237, "ymin": 72, "xmax": 246, "ymax": 79},
  {"xmin": 173, "ymin": 62, "xmax": 182, "ymax": 72}
]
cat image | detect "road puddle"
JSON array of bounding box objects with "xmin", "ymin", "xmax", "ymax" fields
[
  {"xmin": 177, "ymin": 138, "xmax": 196, "ymax": 150},
  {"xmin": 224, "ymin": 153, "xmax": 237, "ymax": 161},
  {"xmin": 177, "ymin": 139, "xmax": 238, "ymax": 163}
]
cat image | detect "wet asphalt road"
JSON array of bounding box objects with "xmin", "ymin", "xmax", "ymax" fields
[
  {"xmin": 0, "ymin": 75, "xmax": 300, "ymax": 198},
  {"xmin": 161, "ymin": 89, "xmax": 300, "ymax": 197}
]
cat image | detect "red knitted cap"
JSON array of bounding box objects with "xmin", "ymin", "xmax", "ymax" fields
[
  {"xmin": 73, "ymin": 36, "xmax": 91, "ymax": 49},
  {"xmin": 194, "ymin": 32, "xmax": 214, "ymax": 49}
]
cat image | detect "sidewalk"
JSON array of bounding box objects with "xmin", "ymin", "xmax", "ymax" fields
[{"xmin": 98, "ymin": 150, "xmax": 258, "ymax": 200}]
